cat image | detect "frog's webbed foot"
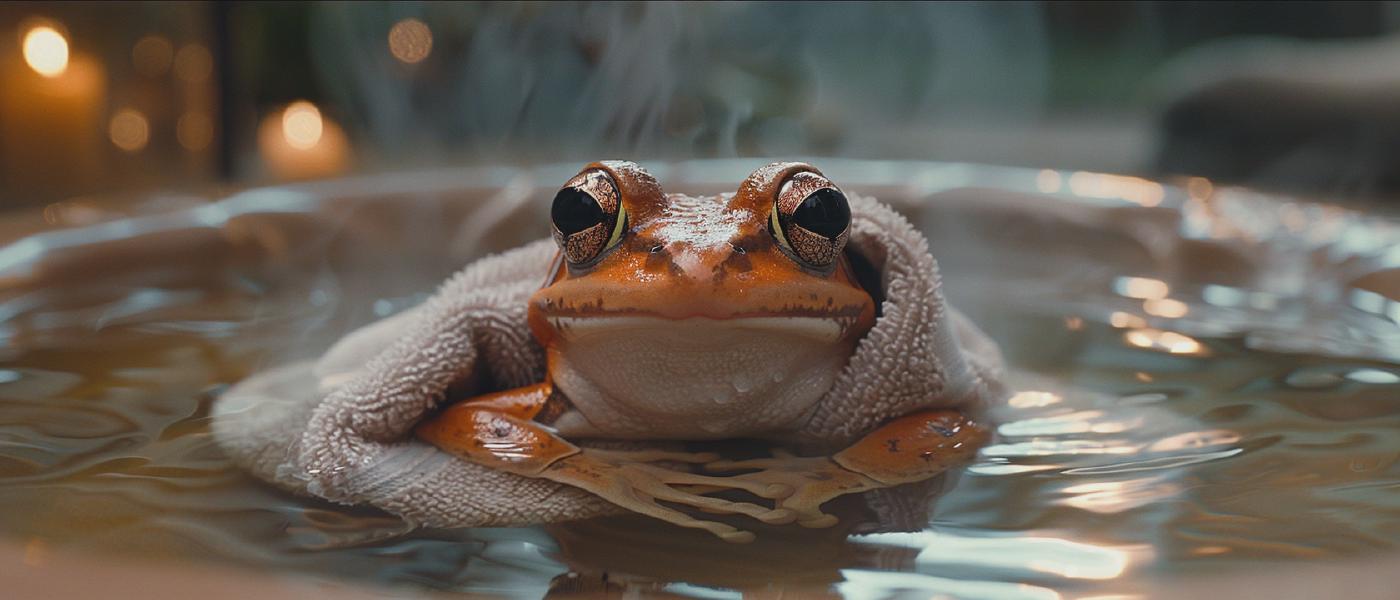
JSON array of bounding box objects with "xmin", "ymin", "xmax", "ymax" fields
[
  {"xmin": 417, "ymin": 388, "xmax": 797, "ymax": 543},
  {"xmin": 705, "ymin": 456, "xmax": 881, "ymax": 528},
  {"xmin": 705, "ymin": 409, "xmax": 991, "ymax": 528},
  {"xmin": 541, "ymin": 448, "xmax": 797, "ymax": 543}
]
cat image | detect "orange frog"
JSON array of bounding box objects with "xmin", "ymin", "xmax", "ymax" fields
[{"xmin": 415, "ymin": 161, "xmax": 995, "ymax": 542}]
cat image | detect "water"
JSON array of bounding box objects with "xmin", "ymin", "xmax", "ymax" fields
[{"xmin": 0, "ymin": 161, "xmax": 1396, "ymax": 598}]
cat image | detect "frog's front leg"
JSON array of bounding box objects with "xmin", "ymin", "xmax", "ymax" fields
[
  {"xmin": 707, "ymin": 409, "xmax": 990, "ymax": 527},
  {"xmin": 414, "ymin": 383, "xmax": 795, "ymax": 542}
]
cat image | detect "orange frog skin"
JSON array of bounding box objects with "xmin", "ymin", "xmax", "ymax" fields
[{"xmin": 416, "ymin": 161, "xmax": 989, "ymax": 542}]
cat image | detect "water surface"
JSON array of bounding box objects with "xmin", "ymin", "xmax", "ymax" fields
[{"xmin": 0, "ymin": 161, "xmax": 1396, "ymax": 598}]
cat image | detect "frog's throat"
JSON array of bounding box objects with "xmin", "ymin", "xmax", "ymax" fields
[
  {"xmin": 545, "ymin": 315, "xmax": 867, "ymax": 344},
  {"xmin": 545, "ymin": 317, "xmax": 856, "ymax": 439}
]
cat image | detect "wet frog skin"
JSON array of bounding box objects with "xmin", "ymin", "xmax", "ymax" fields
[{"xmin": 416, "ymin": 161, "xmax": 989, "ymax": 542}]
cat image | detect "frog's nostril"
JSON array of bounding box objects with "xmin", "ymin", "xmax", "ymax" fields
[
  {"xmin": 650, "ymin": 244, "xmax": 664, "ymax": 254},
  {"xmin": 732, "ymin": 244, "xmax": 747, "ymax": 255}
]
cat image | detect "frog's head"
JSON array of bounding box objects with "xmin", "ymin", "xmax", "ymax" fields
[{"xmin": 528, "ymin": 161, "xmax": 878, "ymax": 438}]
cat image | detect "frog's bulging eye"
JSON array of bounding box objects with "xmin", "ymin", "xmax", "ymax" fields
[
  {"xmin": 770, "ymin": 172, "xmax": 850, "ymax": 269},
  {"xmin": 793, "ymin": 188, "xmax": 851, "ymax": 238},
  {"xmin": 551, "ymin": 188, "xmax": 604, "ymax": 236},
  {"xmin": 551, "ymin": 169, "xmax": 627, "ymax": 265}
]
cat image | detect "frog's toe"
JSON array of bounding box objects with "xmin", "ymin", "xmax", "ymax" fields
[
  {"xmin": 757, "ymin": 485, "xmax": 843, "ymax": 528},
  {"xmin": 718, "ymin": 530, "xmax": 756, "ymax": 544},
  {"xmin": 620, "ymin": 486, "xmax": 762, "ymax": 541},
  {"xmin": 703, "ymin": 457, "xmax": 795, "ymax": 472},
  {"xmin": 630, "ymin": 500, "xmax": 756, "ymax": 542},
  {"xmin": 639, "ymin": 465, "xmax": 793, "ymax": 499},
  {"xmin": 724, "ymin": 458, "xmax": 885, "ymax": 528},
  {"xmin": 796, "ymin": 513, "xmax": 840, "ymax": 528},
  {"xmin": 759, "ymin": 508, "xmax": 798, "ymax": 524},
  {"xmin": 644, "ymin": 484, "xmax": 797, "ymax": 525},
  {"xmin": 692, "ymin": 502, "xmax": 797, "ymax": 524}
]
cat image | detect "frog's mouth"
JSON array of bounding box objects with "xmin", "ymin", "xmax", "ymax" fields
[
  {"xmin": 544, "ymin": 315, "xmax": 859, "ymax": 439},
  {"xmin": 545, "ymin": 315, "xmax": 857, "ymax": 344}
]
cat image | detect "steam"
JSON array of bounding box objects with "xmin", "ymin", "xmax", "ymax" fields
[{"xmin": 306, "ymin": 3, "xmax": 1052, "ymax": 165}]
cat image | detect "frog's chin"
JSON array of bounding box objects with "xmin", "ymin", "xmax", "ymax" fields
[
  {"xmin": 546, "ymin": 315, "xmax": 853, "ymax": 344},
  {"xmin": 546, "ymin": 317, "xmax": 855, "ymax": 440}
]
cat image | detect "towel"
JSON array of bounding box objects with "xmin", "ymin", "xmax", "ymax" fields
[{"xmin": 212, "ymin": 195, "xmax": 1005, "ymax": 531}]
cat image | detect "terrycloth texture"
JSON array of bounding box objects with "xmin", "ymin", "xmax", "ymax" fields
[
  {"xmin": 212, "ymin": 196, "xmax": 1004, "ymax": 529},
  {"xmin": 780, "ymin": 196, "xmax": 1003, "ymax": 449}
]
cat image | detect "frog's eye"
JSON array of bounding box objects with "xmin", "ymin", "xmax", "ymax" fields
[
  {"xmin": 770, "ymin": 171, "xmax": 851, "ymax": 269},
  {"xmin": 551, "ymin": 169, "xmax": 627, "ymax": 266}
]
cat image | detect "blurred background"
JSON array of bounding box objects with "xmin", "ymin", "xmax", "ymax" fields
[
  {"xmin": 0, "ymin": 4, "xmax": 1398, "ymax": 597},
  {"xmin": 4, "ymin": 1, "xmax": 1400, "ymax": 211}
]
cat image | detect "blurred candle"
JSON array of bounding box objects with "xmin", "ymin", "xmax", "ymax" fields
[
  {"xmin": 23, "ymin": 26, "xmax": 68, "ymax": 77},
  {"xmin": 257, "ymin": 100, "xmax": 350, "ymax": 180},
  {"xmin": 0, "ymin": 22, "xmax": 106, "ymax": 198},
  {"xmin": 108, "ymin": 108, "xmax": 150, "ymax": 153},
  {"xmin": 131, "ymin": 35, "xmax": 173, "ymax": 77},
  {"xmin": 173, "ymin": 43, "xmax": 212, "ymax": 83},
  {"xmin": 176, "ymin": 111, "xmax": 213, "ymax": 151}
]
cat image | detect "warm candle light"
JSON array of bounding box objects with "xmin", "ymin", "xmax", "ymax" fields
[
  {"xmin": 177, "ymin": 111, "xmax": 213, "ymax": 151},
  {"xmin": 2, "ymin": 22, "xmax": 106, "ymax": 197},
  {"xmin": 281, "ymin": 101, "xmax": 323, "ymax": 149},
  {"xmin": 174, "ymin": 43, "xmax": 212, "ymax": 83},
  {"xmin": 109, "ymin": 108, "xmax": 150, "ymax": 152},
  {"xmin": 259, "ymin": 101, "xmax": 350, "ymax": 180},
  {"xmin": 132, "ymin": 35, "xmax": 173, "ymax": 77},
  {"xmin": 22, "ymin": 25, "xmax": 69, "ymax": 78}
]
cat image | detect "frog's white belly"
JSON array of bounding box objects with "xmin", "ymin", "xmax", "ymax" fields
[{"xmin": 546, "ymin": 316, "xmax": 854, "ymax": 439}]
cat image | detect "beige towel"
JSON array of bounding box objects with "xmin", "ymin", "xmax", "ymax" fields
[{"xmin": 212, "ymin": 195, "xmax": 1004, "ymax": 530}]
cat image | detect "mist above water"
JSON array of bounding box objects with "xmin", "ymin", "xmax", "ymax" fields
[{"xmin": 306, "ymin": 3, "xmax": 1052, "ymax": 165}]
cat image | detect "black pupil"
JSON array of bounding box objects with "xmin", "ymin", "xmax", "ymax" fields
[
  {"xmin": 792, "ymin": 188, "xmax": 850, "ymax": 239},
  {"xmin": 551, "ymin": 188, "xmax": 606, "ymax": 236}
]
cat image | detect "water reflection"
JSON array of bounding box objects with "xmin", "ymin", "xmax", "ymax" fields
[
  {"xmin": 0, "ymin": 161, "xmax": 1395, "ymax": 596},
  {"xmin": 1142, "ymin": 298, "xmax": 1188, "ymax": 318},
  {"xmin": 1114, "ymin": 277, "xmax": 1169, "ymax": 300},
  {"xmin": 1008, "ymin": 391, "xmax": 1061, "ymax": 409},
  {"xmin": 854, "ymin": 531, "xmax": 1136, "ymax": 580},
  {"xmin": 1345, "ymin": 369, "xmax": 1399, "ymax": 384},
  {"xmin": 839, "ymin": 569, "xmax": 1063, "ymax": 600},
  {"xmin": 1066, "ymin": 172, "xmax": 1165, "ymax": 207},
  {"xmin": 1122, "ymin": 329, "xmax": 1206, "ymax": 356}
]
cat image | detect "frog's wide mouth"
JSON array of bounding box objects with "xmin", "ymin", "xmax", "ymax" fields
[{"xmin": 544, "ymin": 315, "xmax": 858, "ymax": 344}]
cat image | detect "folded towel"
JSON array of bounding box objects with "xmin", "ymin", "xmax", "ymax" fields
[{"xmin": 212, "ymin": 195, "xmax": 1004, "ymax": 530}]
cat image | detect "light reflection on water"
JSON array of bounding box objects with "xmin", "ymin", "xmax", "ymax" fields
[{"xmin": 0, "ymin": 162, "xmax": 1396, "ymax": 597}]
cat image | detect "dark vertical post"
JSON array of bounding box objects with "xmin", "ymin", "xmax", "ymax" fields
[{"xmin": 212, "ymin": 1, "xmax": 236, "ymax": 181}]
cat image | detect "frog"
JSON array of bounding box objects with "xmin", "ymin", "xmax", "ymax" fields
[{"xmin": 413, "ymin": 161, "xmax": 993, "ymax": 542}]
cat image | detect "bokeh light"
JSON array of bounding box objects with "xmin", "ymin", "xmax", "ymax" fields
[
  {"xmin": 282, "ymin": 101, "xmax": 323, "ymax": 150},
  {"xmin": 1143, "ymin": 297, "xmax": 1189, "ymax": 318},
  {"xmin": 258, "ymin": 102, "xmax": 351, "ymax": 180},
  {"xmin": 108, "ymin": 108, "xmax": 150, "ymax": 152},
  {"xmin": 132, "ymin": 35, "xmax": 173, "ymax": 77},
  {"xmin": 177, "ymin": 111, "xmax": 213, "ymax": 151},
  {"xmin": 1123, "ymin": 328, "xmax": 1205, "ymax": 355},
  {"xmin": 1067, "ymin": 172, "xmax": 1166, "ymax": 207},
  {"xmin": 22, "ymin": 25, "xmax": 69, "ymax": 78},
  {"xmin": 1186, "ymin": 176, "xmax": 1214, "ymax": 200},
  {"xmin": 1115, "ymin": 276, "xmax": 1169, "ymax": 300},
  {"xmin": 1108, "ymin": 312, "xmax": 1147, "ymax": 328},
  {"xmin": 174, "ymin": 44, "xmax": 212, "ymax": 83},
  {"xmin": 388, "ymin": 18, "xmax": 432, "ymax": 64}
]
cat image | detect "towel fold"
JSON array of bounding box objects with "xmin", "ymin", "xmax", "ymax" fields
[{"xmin": 212, "ymin": 196, "xmax": 1004, "ymax": 530}]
